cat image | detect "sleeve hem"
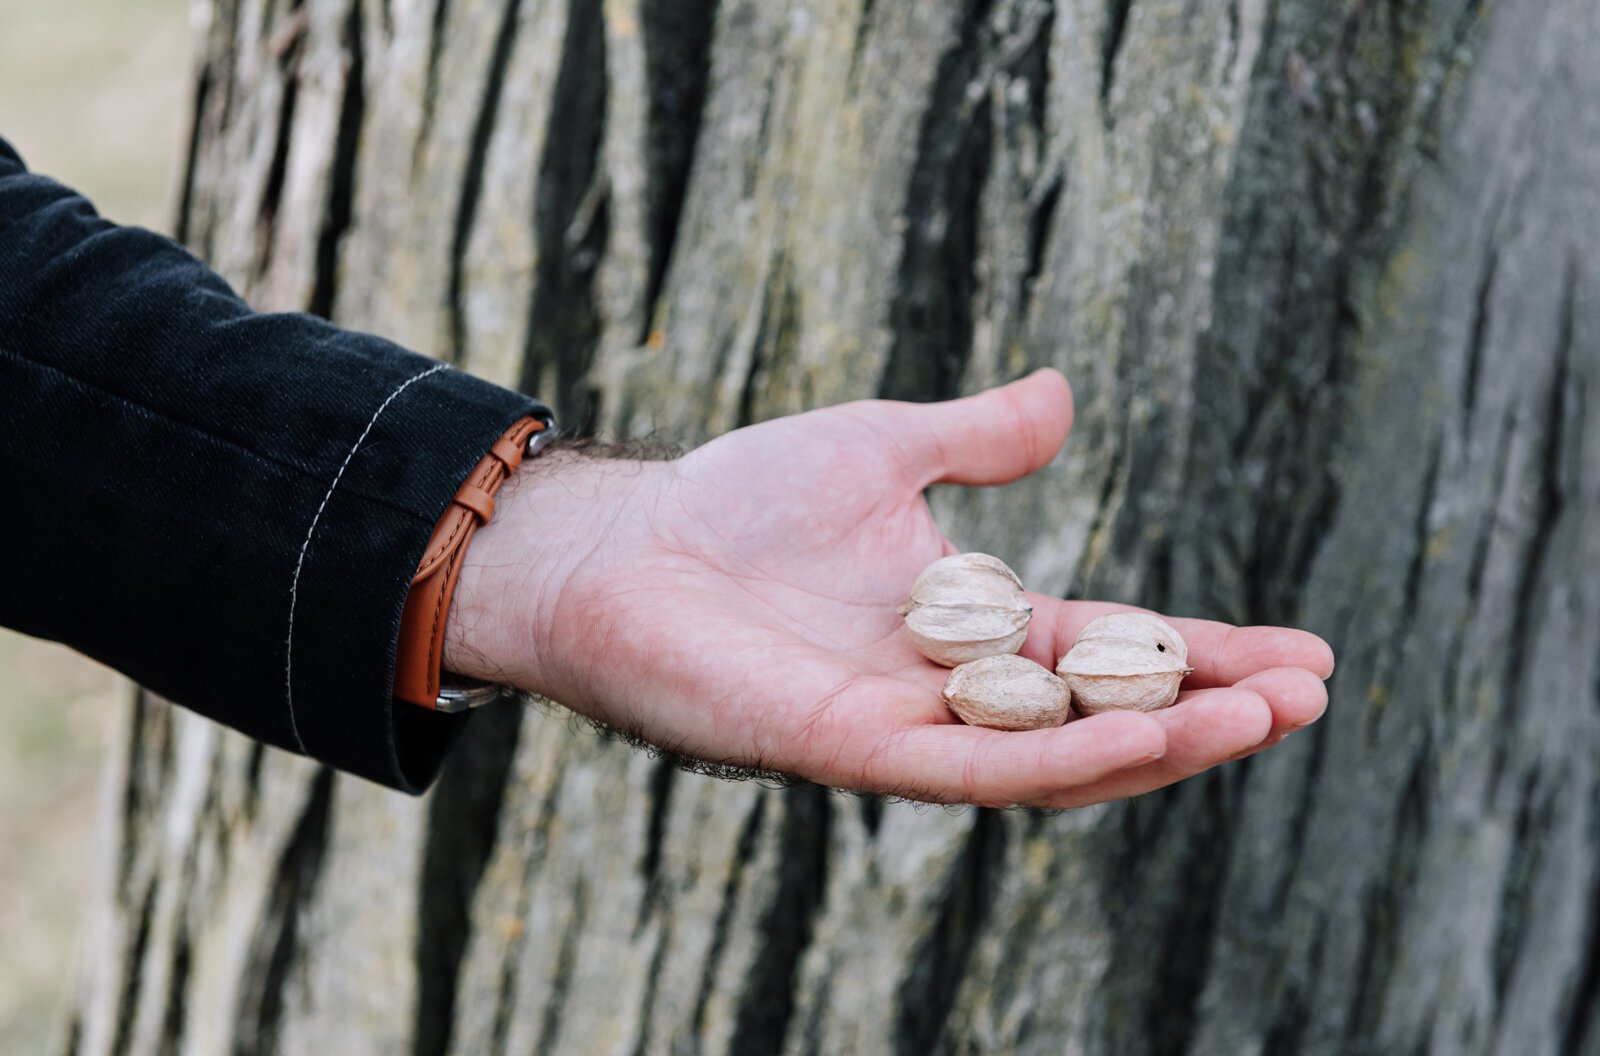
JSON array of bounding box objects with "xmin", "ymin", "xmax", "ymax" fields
[{"xmin": 284, "ymin": 366, "xmax": 548, "ymax": 793}]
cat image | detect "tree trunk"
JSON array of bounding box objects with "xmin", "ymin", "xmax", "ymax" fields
[{"xmin": 68, "ymin": 0, "xmax": 1599, "ymax": 1053}]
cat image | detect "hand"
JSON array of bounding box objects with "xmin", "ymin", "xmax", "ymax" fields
[{"xmin": 446, "ymin": 370, "xmax": 1334, "ymax": 808}]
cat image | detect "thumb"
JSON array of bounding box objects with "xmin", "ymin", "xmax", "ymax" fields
[{"xmin": 872, "ymin": 368, "xmax": 1075, "ymax": 488}]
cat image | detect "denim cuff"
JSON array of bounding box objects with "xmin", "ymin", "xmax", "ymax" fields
[{"xmin": 282, "ymin": 364, "xmax": 548, "ymax": 792}]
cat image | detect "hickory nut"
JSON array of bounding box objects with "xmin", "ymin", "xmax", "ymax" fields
[
  {"xmin": 897, "ymin": 553, "xmax": 1033, "ymax": 667},
  {"xmin": 942, "ymin": 654, "xmax": 1072, "ymax": 731},
  {"xmin": 1055, "ymin": 613, "xmax": 1194, "ymax": 715}
]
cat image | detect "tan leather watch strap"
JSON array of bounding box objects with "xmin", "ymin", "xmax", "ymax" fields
[{"xmin": 395, "ymin": 416, "xmax": 547, "ymax": 709}]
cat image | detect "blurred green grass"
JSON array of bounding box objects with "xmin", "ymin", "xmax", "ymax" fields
[{"xmin": 0, "ymin": 0, "xmax": 190, "ymax": 1050}]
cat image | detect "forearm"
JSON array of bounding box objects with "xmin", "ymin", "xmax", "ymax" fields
[{"xmin": 0, "ymin": 136, "xmax": 550, "ymax": 791}]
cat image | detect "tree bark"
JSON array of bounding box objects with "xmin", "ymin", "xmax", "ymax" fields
[{"xmin": 69, "ymin": 0, "xmax": 1599, "ymax": 1054}]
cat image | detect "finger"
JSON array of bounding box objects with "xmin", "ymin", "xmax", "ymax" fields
[
  {"xmin": 861, "ymin": 368, "xmax": 1074, "ymax": 489},
  {"xmin": 1229, "ymin": 666, "xmax": 1328, "ymax": 734},
  {"xmin": 1026, "ymin": 687, "xmax": 1272, "ymax": 808},
  {"xmin": 852, "ymin": 708, "xmax": 1167, "ymax": 807},
  {"xmin": 1216, "ymin": 667, "xmax": 1330, "ymax": 761},
  {"xmin": 1021, "ymin": 597, "xmax": 1336, "ymax": 687}
]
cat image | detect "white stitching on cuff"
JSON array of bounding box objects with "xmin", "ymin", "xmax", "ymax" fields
[{"xmin": 284, "ymin": 362, "xmax": 449, "ymax": 756}]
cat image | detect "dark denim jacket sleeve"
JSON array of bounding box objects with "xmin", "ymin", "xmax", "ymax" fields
[{"xmin": 0, "ymin": 138, "xmax": 551, "ymax": 793}]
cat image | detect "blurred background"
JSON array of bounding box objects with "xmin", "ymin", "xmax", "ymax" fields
[{"xmin": 0, "ymin": 0, "xmax": 189, "ymax": 1049}]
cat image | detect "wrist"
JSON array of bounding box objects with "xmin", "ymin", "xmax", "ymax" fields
[
  {"xmin": 440, "ymin": 449, "xmax": 605, "ymax": 699},
  {"xmin": 393, "ymin": 416, "xmax": 548, "ymax": 709}
]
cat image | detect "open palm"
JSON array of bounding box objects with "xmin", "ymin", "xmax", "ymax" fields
[{"xmin": 465, "ymin": 370, "xmax": 1333, "ymax": 808}]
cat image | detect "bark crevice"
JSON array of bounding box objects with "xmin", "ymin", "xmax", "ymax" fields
[
  {"xmin": 310, "ymin": 0, "xmax": 365, "ymax": 319},
  {"xmin": 893, "ymin": 808, "xmax": 1005, "ymax": 1056},
  {"xmin": 879, "ymin": 0, "xmax": 996, "ymax": 405},
  {"xmin": 522, "ymin": 0, "xmax": 609, "ymax": 430},
  {"xmin": 637, "ymin": 0, "xmax": 720, "ymax": 340},
  {"xmin": 415, "ymin": 0, "xmax": 455, "ymax": 171},
  {"xmin": 1099, "ymin": 0, "xmax": 1133, "ymax": 113},
  {"xmin": 1460, "ymin": 241, "xmax": 1498, "ymax": 439},
  {"xmin": 1491, "ymin": 771, "xmax": 1557, "ymax": 1009},
  {"xmin": 690, "ymin": 795, "xmax": 768, "ymax": 1042},
  {"xmin": 255, "ymin": 11, "xmax": 306, "ymax": 277},
  {"xmin": 533, "ymin": 883, "xmax": 589, "ymax": 1056},
  {"xmin": 1559, "ymin": 802, "xmax": 1600, "ymax": 1055},
  {"xmin": 448, "ymin": 0, "xmax": 526, "ymax": 364},
  {"xmin": 635, "ymin": 758, "xmax": 677, "ymax": 933},
  {"xmin": 413, "ymin": 704, "xmax": 526, "ymax": 1056},
  {"xmin": 1348, "ymin": 744, "xmax": 1433, "ymax": 1044},
  {"xmin": 1490, "ymin": 260, "xmax": 1574, "ymax": 795},
  {"xmin": 174, "ymin": 65, "xmax": 212, "ymax": 246},
  {"xmin": 231, "ymin": 768, "xmax": 335, "ymax": 1056},
  {"xmin": 108, "ymin": 881, "xmax": 158, "ymax": 1056},
  {"xmin": 728, "ymin": 788, "xmax": 832, "ymax": 1056}
]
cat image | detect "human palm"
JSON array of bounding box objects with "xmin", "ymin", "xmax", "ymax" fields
[{"xmin": 456, "ymin": 370, "xmax": 1333, "ymax": 808}]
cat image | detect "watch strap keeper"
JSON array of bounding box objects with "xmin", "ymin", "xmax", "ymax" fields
[{"xmin": 394, "ymin": 415, "xmax": 548, "ymax": 709}]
